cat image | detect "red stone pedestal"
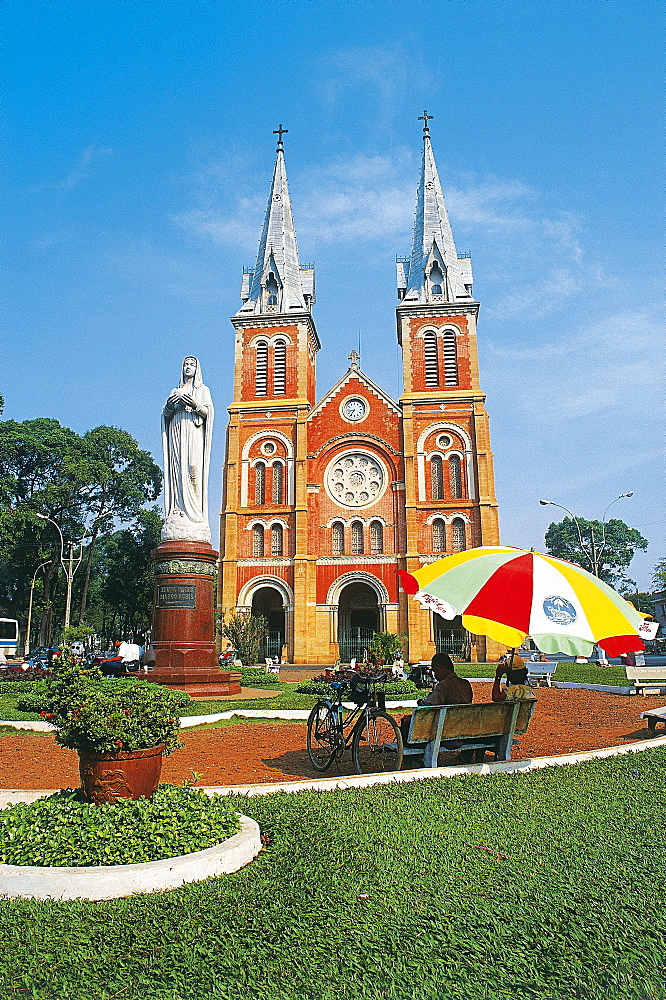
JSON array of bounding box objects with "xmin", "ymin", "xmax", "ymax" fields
[{"xmin": 150, "ymin": 539, "xmax": 241, "ymax": 696}]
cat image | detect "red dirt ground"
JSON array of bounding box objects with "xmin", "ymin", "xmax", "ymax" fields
[{"xmin": 0, "ymin": 685, "xmax": 659, "ymax": 790}]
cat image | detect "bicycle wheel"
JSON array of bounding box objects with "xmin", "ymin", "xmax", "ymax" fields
[
  {"xmin": 307, "ymin": 702, "xmax": 338, "ymax": 772},
  {"xmin": 352, "ymin": 711, "xmax": 403, "ymax": 775}
]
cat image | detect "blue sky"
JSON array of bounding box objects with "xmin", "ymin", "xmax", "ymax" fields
[{"xmin": 3, "ymin": 0, "xmax": 664, "ymax": 588}]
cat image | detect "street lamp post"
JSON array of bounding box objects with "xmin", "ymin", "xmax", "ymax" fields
[
  {"xmin": 25, "ymin": 560, "xmax": 51, "ymax": 657},
  {"xmin": 35, "ymin": 514, "xmax": 84, "ymax": 631},
  {"xmin": 539, "ymin": 493, "xmax": 634, "ymax": 578}
]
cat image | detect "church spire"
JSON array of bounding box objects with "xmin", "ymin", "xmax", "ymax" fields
[
  {"xmin": 397, "ymin": 113, "xmax": 473, "ymax": 304},
  {"xmin": 238, "ymin": 128, "xmax": 315, "ymax": 316}
]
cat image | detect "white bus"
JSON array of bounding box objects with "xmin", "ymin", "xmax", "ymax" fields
[{"xmin": 0, "ymin": 619, "xmax": 19, "ymax": 658}]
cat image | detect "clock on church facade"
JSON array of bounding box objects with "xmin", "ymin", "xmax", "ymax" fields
[{"xmin": 218, "ymin": 122, "xmax": 501, "ymax": 664}]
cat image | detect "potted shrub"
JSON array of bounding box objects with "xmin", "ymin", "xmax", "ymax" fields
[{"xmin": 39, "ymin": 650, "xmax": 190, "ymax": 805}]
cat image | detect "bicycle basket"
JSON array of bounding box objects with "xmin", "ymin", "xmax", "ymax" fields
[{"xmin": 349, "ymin": 674, "xmax": 372, "ymax": 705}]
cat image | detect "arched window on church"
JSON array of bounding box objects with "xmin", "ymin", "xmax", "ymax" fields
[
  {"xmin": 273, "ymin": 339, "xmax": 286, "ymax": 395},
  {"xmin": 424, "ymin": 332, "xmax": 439, "ymax": 387},
  {"xmin": 443, "ymin": 330, "xmax": 458, "ymax": 386},
  {"xmin": 452, "ymin": 518, "xmax": 466, "ymax": 553},
  {"xmin": 272, "ymin": 462, "xmax": 283, "ymax": 504},
  {"xmin": 255, "ymin": 462, "xmax": 266, "ymax": 505},
  {"xmin": 271, "ymin": 523, "xmax": 283, "ymax": 557},
  {"xmin": 432, "ymin": 519, "xmax": 445, "ymax": 553},
  {"xmin": 431, "ymin": 455, "xmax": 443, "ymax": 500},
  {"xmin": 351, "ymin": 521, "xmax": 364, "ymax": 555},
  {"xmin": 255, "ymin": 341, "xmax": 268, "ymax": 396},
  {"xmin": 370, "ymin": 521, "xmax": 383, "ymax": 554},
  {"xmin": 252, "ymin": 524, "xmax": 264, "ymax": 557},
  {"xmin": 265, "ymin": 271, "xmax": 279, "ymax": 308},
  {"xmin": 332, "ymin": 522, "xmax": 345, "ymax": 555},
  {"xmin": 430, "ymin": 261, "xmax": 445, "ymax": 297},
  {"xmin": 449, "ymin": 455, "xmax": 462, "ymax": 499}
]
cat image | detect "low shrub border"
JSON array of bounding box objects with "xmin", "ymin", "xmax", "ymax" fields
[
  {"xmin": 0, "ymin": 785, "xmax": 241, "ymax": 867},
  {"xmin": 0, "ymin": 815, "xmax": 261, "ymax": 902}
]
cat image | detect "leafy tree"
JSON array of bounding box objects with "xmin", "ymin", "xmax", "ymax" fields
[
  {"xmin": 216, "ymin": 610, "xmax": 267, "ymax": 666},
  {"xmin": 74, "ymin": 426, "xmax": 162, "ymax": 622},
  {"xmin": 0, "ymin": 418, "xmax": 162, "ymax": 642},
  {"xmin": 544, "ymin": 516, "xmax": 648, "ymax": 587},
  {"xmin": 652, "ymin": 558, "xmax": 666, "ymax": 591},
  {"xmin": 91, "ymin": 509, "xmax": 163, "ymax": 643}
]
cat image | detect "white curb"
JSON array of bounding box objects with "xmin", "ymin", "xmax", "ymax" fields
[
  {"xmin": 0, "ymin": 815, "xmax": 261, "ymax": 901},
  {"xmin": 195, "ymin": 733, "xmax": 666, "ymax": 797}
]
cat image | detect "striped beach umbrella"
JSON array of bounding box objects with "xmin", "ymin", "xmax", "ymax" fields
[{"xmin": 398, "ymin": 546, "xmax": 649, "ymax": 657}]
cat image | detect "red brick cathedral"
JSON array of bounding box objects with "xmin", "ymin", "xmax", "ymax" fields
[{"xmin": 219, "ymin": 121, "xmax": 500, "ymax": 664}]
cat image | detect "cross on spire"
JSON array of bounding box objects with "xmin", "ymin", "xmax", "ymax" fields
[
  {"xmin": 418, "ymin": 110, "xmax": 433, "ymax": 136},
  {"xmin": 273, "ymin": 124, "xmax": 288, "ymax": 150},
  {"xmin": 348, "ymin": 349, "xmax": 360, "ymax": 367}
]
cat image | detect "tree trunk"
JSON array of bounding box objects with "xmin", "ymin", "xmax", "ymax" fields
[
  {"xmin": 39, "ymin": 554, "xmax": 59, "ymax": 646},
  {"xmin": 78, "ymin": 528, "xmax": 99, "ymax": 623}
]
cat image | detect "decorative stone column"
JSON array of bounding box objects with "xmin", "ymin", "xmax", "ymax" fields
[
  {"xmin": 149, "ymin": 540, "xmax": 241, "ymax": 697},
  {"xmin": 151, "ymin": 540, "xmax": 218, "ymax": 669}
]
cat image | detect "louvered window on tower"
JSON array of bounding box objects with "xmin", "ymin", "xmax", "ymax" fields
[
  {"xmin": 273, "ymin": 339, "xmax": 286, "ymax": 395},
  {"xmin": 449, "ymin": 455, "xmax": 462, "ymax": 498},
  {"xmin": 370, "ymin": 521, "xmax": 383, "ymax": 554},
  {"xmin": 271, "ymin": 524, "xmax": 283, "ymax": 557},
  {"xmin": 351, "ymin": 521, "xmax": 364, "ymax": 555},
  {"xmin": 252, "ymin": 524, "xmax": 264, "ymax": 557},
  {"xmin": 452, "ymin": 518, "xmax": 466, "ymax": 553},
  {"xmin": 255, "ymin": 463, "xmax": 266, "ymax": 505},
  {"xmin": 432, "ymin": 519, "xmax": 445, "ymax": 553},
  {"xmin": 255, "ymin": 341, "xmax": 268, "ymax": 395},
  {"xmin": 443, "ymin": 331, "xmax": 458, "ymax": 386},
  {"xmin": 332, "ymin": 522, "xmax": 344, "ymax": 555},
  {"xmin": 424, "ymin": 332, "xmax": 439, "ymax": 387},
  {"xmin": 272, "ymin": 463, "xmax": 283, "ymax": 504},
  {"xmin": 431, "ymin": 455, "xmax": 443, "ymax": 500}
]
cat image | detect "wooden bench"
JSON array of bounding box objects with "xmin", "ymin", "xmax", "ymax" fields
[
  {"xmin": 402, "ymin": 700, "xmax": 537, "ymax": 768},
  {"xmin": 526, "ymin": 662, "xmax": 557, "ymax": 687},
  {"xmin": 625, "ymin": 666, "xmax": 666, "ymax": 696},
  {"xmin": 639, "ymin": 706, "xmax": 666, "ymax": 735}
]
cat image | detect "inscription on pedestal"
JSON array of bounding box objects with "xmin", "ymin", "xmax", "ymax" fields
[{"xmin": 157, "ymin": 584, "xmax": 197, "ymax": 609}]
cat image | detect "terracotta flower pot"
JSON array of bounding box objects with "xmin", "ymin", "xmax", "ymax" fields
[{"xmin": 78, "ymin": 746, "xmax": 165, "ymax": 805}]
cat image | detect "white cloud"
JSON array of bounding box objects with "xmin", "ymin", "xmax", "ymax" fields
[
  {"xmin": 489, "ymin": 310, "xmax": 664, "ymax": 421},
  {"xmin": 174, "ymin": 148, "xmax": 615, "ymax": 319},
  {"xmin": 42, "ymin": 145, "xmax": 113, "ymax": 191}
]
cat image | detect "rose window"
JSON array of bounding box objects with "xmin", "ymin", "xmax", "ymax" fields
[{"xmin": 325, "ymin": 453, "xmax": 387, "ymax": 508}]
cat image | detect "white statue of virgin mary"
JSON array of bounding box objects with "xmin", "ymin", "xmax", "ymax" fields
[{"xmin": 161, "ymin": 356, "xmax": 214, "ymax": 543}]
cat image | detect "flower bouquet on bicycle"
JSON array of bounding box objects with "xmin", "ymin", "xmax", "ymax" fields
[{"xmin": 306, "ymin": 669, "xmax": 404, "ymax": 775}]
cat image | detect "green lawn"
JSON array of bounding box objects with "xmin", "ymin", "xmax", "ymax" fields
[{"xmin": 0, "ymin": 749, "xmax": 663, "ymax": 1000}]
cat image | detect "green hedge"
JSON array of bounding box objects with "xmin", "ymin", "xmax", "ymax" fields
[
  {"xmin": 0, "ymin": 785, "xmax": 240, "ymax": 867},
  {"xmin": 239, "ymin": 667, "xmax": 282, "ymax": 687},
  {"xmin": 296, "ymin": 678, "xmax": 419, "ymax": 698}
]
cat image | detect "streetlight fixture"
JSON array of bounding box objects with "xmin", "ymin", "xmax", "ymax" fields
[
  {"xmin": 34, "ymin": 514, "xmax": 84, "ymax": 630},
  {"xmin": 25, "ymin": 560, "xmax": 50, "ymax": 657},
  {"xmin": 539, "ymin": 493, "xmax": 634, "ymax": 578}
]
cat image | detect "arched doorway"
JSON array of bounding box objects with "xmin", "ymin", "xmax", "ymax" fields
[
  {"xmin": 251, "ymin": 586, "xmax": 285, "ymax": 660},
  {"xmin": 433, "ymin": 613, "xmax": 470, "ymax": 659},
  {"xmin": 337, "ymin": 582, "xmax": 380, "ymax": 663}
]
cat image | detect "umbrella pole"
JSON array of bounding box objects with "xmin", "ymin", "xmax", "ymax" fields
[{"xmin": 508, "ymin": 647, "xmax": 516, "ymax": 669}]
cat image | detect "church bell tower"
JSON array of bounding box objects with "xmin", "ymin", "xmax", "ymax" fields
[
  {"xmin": 218, "ymin": 128, "xmax": 320, "ymax": 660},
  {"xmin": 396, "ymin": 113, "xmax": 500, "ymax": 661}
]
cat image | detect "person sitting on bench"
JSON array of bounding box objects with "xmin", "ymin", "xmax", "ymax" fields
[
  {"xmin": 400, "ymin": 652, "xmax": 473, "ymax": 746},
  {"xmin": 492, "ymin": 655, "xmax": 536, "ymax": 703}
]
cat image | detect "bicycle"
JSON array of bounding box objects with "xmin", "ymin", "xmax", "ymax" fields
[{"xmin": 306, "ymin": 670, "xmax": 404, "ymax": 775}]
